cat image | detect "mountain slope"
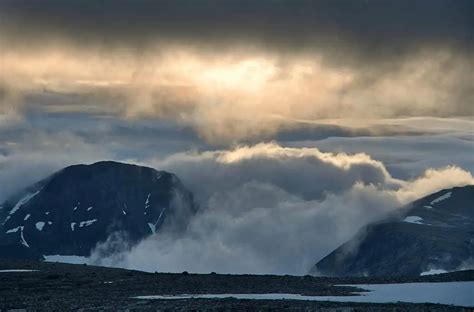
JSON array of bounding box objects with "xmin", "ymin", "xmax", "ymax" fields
[
  {"xmin": 0, "ymin": 161, "xmax": 195, "ymax": 259},
  {"xmin": 312, "ymin": 185, "xmax": 474, "ymax": 277}
]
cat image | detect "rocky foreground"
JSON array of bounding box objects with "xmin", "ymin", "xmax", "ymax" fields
[{"xmin": 1, "ymin": 259, "xmax": 473, "ymax": 311}]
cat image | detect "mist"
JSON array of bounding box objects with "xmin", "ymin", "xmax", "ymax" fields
[{"xmin": 89, "ymin": 143, "xmax": 474, "ymax": 275}]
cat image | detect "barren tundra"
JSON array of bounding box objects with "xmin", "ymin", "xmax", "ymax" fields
[{"xmin": 1, "ymin": 259, "xmax": 473, "ymax": 311}]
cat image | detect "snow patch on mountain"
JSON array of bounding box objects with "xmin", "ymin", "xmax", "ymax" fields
[
  {"xmin": 430, "ymin": 192, "xmax": 452, "ymax": 205},
  {"xmin": 79, "ymin": 219, "xmax": 98, "ymax": 227},
  {"xmin": 35, "ymin": 222, "xmax": 45, "ymax": 231},
  {"xmin": 6, "ymin": 226, "xmax": 21, "ymax": 233},
  {"xmin": 145, "ymin": 193, "xmax": 151, "ymax": 210},
  {"xmin": 8, "ymin": 191, "xmax": 40, "ymax": 217},
  {"xmin": 403, "ymin": 216, "xmax": 424, "ymax": 225},
  {"xmin": 148, "ymin": 222, "xmax": 156, "ymax": 234},
  {"xmin": 20, "ymin": 226, "xmax": 29, "ymax": 247}
]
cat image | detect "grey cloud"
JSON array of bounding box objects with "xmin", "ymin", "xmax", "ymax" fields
[
  {"xmin": 0, "ymin": 131, "xmax": 112, "ymax": 202},
  {"xmin": 149, "ymin": 143, "xmax": 400, "ymax": 203},
  {"xmin": 0, "ymin": 112, "xmax": 206, "ymax": 201},
  {"xmin": 273, "ymin": 123, "xmax": 423, "ymax": 143},
  {"xmin": 1, "ymin": 112, "xmax": 472, "ymax": 202},
  {"xmin": 292, "ymin": 132, "xmax": 474, "ymax": 180}
]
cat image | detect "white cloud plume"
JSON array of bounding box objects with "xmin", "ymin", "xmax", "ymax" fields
[{"xmin": 90, "ymin": 143, "xmax": 474, "ymax": 275}]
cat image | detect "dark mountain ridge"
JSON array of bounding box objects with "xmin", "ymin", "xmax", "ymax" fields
[
  {"xmin": 0, "ymin": 161, "xmax": 195, "ymax": 259},
  {"xmin": 312, "ymin": 185, "xmax": 474, "ymax": 277}
]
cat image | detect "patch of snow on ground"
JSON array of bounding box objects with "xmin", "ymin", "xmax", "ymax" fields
[
  {"xmin": 48, "ymin": 221, "xmax": 52, "ymax": 225},
  {"xmin": 87, "ymin": 206, "xmax": 93, "ymax": 211},
  {"xmin": 403, "ymin": 216, "xmax": 424, "ymax": 224},
  {"xmin": 44, "ymin": 255, "xmax": 90, "ymax": 265},
  {"xmin": 430, "ymin": 192, "xmax": 452, "ymax": 205},
  {"xmin": 79, "ymin": 219, "xmax": 98, "ymax": 227},
  {"xmin": 71, "ymin": 222, "xmax": 76, "ymax": 231},
  {"xmin": 122, "ymin": 210, "xmax": 127, "ymax": 215},
  {"xmin": 24, "ymin": 214, "xmax": 31, "ymax": 221},
  {"xmin": 6, "ymin": 226, "xmax": 21, "ymax": 233},
  {"xmin": 420, "ymin": 269, "xmax": 448, "ymax": 276},
  {"xmin": 0, "ymin": 269, "xmax": 38, "ymax": 273},
  {"xmin": 134, "ymin": 281, "xmax": 474, "ymax": 307},
  {"xmin": 423, "ymin": 205, "xmax": 433, "ymax": 209},
  {"xmin": 35, "ymin": 221, "xmax": 46, "ymax": 231},
  {"xmin": 45, "ymin": 211, "xmax": 50, "ymax": 215},
  {"xmin": 9, "ymin": 191, "xmax": 40, "ymax": 216}
]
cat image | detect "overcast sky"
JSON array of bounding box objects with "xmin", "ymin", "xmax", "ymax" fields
[{"xmin": 0, "ymin": 0, "xmax": 473, "ymax": 274}]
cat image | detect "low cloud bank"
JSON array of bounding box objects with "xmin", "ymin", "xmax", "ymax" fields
[{"xmin": 90, "ymin": 143, "xmax": 474, "ymax": 275}]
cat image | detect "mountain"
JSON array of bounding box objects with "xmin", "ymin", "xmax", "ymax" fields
[
  {"xmin": 312, "ymin": 185, "xmax": 474, "ymax": 277},
  {"xmin": 0, "ymin": 161, "xmax": 195, "ymax": 260}
]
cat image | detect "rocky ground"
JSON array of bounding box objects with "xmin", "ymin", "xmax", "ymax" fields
[{"xmin": 1, "ymin": 259, "xmax": 473, "ymax": 311}]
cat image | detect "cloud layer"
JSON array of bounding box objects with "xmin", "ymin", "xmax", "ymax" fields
[
  {"xmin": 90, "ymin": 143, "xmax": 474, "ymax": 275},
  {"xmin": 1, "ymin": 1, "xmax": 473, "ymax": 142}
]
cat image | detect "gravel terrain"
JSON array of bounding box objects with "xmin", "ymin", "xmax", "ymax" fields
[{"xmin": 1, "ymin": 259, "xmax": 473, "ymax": 311}]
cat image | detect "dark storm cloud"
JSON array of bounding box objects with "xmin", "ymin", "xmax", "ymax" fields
[
  {"xmin": 1, "ymin": 0, "xmax": 473, "ymax": 60},
  {"xmin": 1, "ymin": 0, "xmax": 472, "ymax": 142}
]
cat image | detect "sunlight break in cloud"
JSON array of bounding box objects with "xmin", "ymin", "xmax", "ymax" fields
[{"xmin": 1, "ymin": 45, "xmax": 472, "ymax": 143}]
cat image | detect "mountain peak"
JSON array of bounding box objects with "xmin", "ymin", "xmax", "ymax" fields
[
  {"xmin": 312, "ymin": 185, "xmax": 474, "ymax": 277},
  {"xmin": 0, "ymin": 161, "xmax": 195, "ymax": 259}
]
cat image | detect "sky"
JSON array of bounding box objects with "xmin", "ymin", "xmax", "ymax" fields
[{"xmin": 0, "ymin": 0, "xmax": 473, "ymax": 274}]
